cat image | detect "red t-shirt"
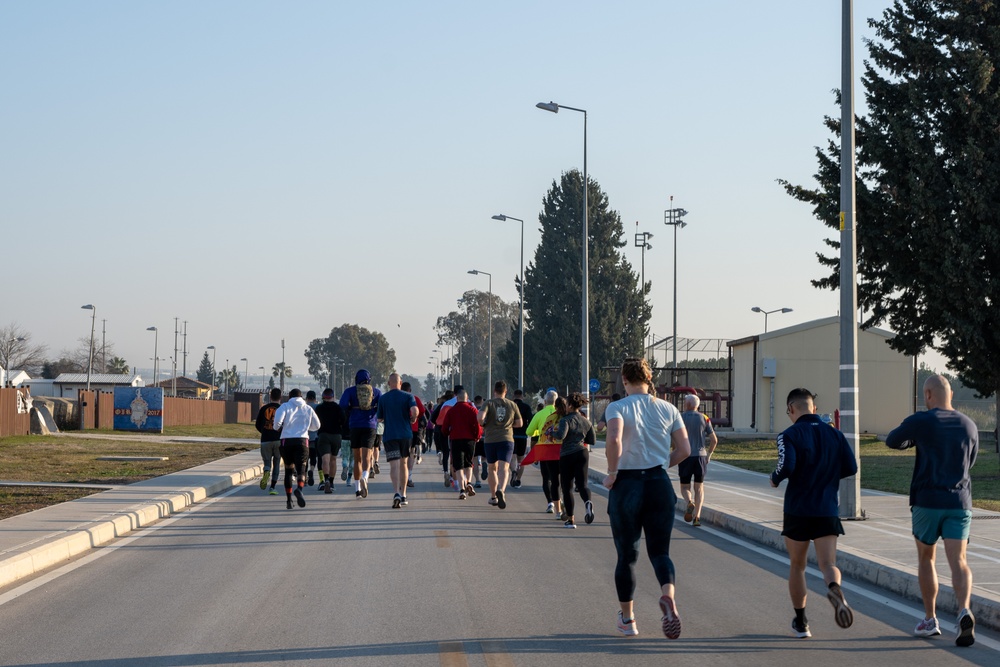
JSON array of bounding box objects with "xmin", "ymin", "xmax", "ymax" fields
[
  {"xmin": 411, "ymin": 396, "xmax": 425, "ymax": 433},
  {"xmin": 441, "ymin": 401, "xmax": 482, "ymax": 441}
]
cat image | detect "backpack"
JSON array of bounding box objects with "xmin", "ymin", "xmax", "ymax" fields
[{"xmin": 356, "ymin": 384, "xmax": 374, "ymax": 411}]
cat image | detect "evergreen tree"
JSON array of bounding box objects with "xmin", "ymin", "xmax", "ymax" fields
[
  {"xmin": 781, "ymin": 1, "xmax": 1000, "ymax": 409},
  {"xmin": 500, "ymin": 170, "xmax": 650, "ymax": 392},
  {"xmin": 196, "ymin": 352, "xmax": 214, "ymax": 385}
]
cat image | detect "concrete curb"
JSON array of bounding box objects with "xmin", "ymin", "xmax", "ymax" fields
[
  {"xmin": 584, "ymin": 465, "xmax": 1000, "ymax": 633},
  {"xmin": 0, "ymin": 458, "xmax": 263, "ymax": 590}
]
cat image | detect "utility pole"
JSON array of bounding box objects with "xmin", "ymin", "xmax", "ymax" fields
[
  {"xmin": 172, "ymin": 317, "xmax": 179, "ymax": 397},
  {"xmin": 182, "ymin": 320, "xmax": 188, "ymax": 377},
  {"xmin": 101, "ymin": 319, "xmax": 107, "ymax": 372}
]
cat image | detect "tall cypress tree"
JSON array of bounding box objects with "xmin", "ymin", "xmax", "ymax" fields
[
  {"xmin": 501, "ymin": 170, "xmax": 650, "ymax": 392},
  {"xmin": 782, "ymin": 1, "xmax": 1000, "ymax": 407}
]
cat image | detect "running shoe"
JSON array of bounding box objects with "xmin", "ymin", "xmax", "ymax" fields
[
  {"xmin": 956, "ymin": 608, "xmax": 975, "ymax": 647},
  {"xmin": 393, "ymin": 493, "xmax": 402, "ymax": 509},
  {"xmin": 497, "ymin": 490, "xmax": 506, "ymax": 510},
  {"xmin": 467, "ymin": 484, "xmax": 477, "ymax": 497},
  {"xmin": 260, "ymin": 471, "xmax": 270, "ymax": 490},
  {"xmin": 564, "ymin": 519, "xmax": 576, "ymax": 529},
  {"xmin": 294, "ymin": 488, "xmax": 306, "ymax": 508},
  {"xmin": 474, "ymin": 480, "xmax": 482, "ymax": 489},
  {"xmin": 444, "ymin": 473, "xmax": 451, "ymax": 487},
  {"xmin": 791, "ymin": 617, "xmax": 811, "ymax": 639},
  {"xmin": 584, "ymin": 500, "xmax": 594, "ymax": 524},
  {"xmin": 512, "ymin": 478, "xmax": 521, "ymax": 488},
  {"xmin": 546, "ymin": 502, "xmax": 555, "ymax": 514},
  {"xmin": 691, "ymin": 518, "xmax": 701, "ymax": 527},
  {"xmin": 913, "ymin": 617, "xmax": 940, "ymax": 637},
  {"xmin": 459, "ymin": 492, "xmax": 467, "ymax": 500},
  {"xmin": 683, "ymin": 502, "xmax": 695, "ymax": 523},
  {"xmin": 269, "ymin": 489, "xmax": 277, "ymax": 496},
  {"xmin": 307, "ymin": 470, "xmax": 315, "ymax": 486},
  {"xmin": 489, "ymin": 497, "xmax": 499, "ymax": 506},
  {"xmin": 407, "ymin": 479, "xmax": 415, "ymax": 488},
  {"xmin": 826, "ymin": 583, "xmax": 853, "ymax": 629},
  {"xmin": 325, "ymin": 482, "xmax": 333, "ymax": 494},
  {"xmin": 616, "ymin": 611, "xmax": 639, "ymax": 636},
  {"xmin": 416, "ymin": 456, "xmax": 422, "ymax": 464},
  {"xmin": 318, "ymin": 483, "xmax": 326, "ymax": 493},
  {"xmin": 560, "ymin": 511, "xmax": 568, "ymax": 521},
  {"xmin": 318, "ymin": 470, "xmax": 325, "ymax": 484},
  {"xmin": 373, "ymin": 461, "xmax": 380, "ymax": 475},
  {"xmin": 341, "ymin": 468, "xmax": 348, "ymax": 481},
  {"xmin": 286, "ymin": 498, "xmax": 293, "ymax": 510},
  {"xmin": 401, "ymin": 496, "xmax": 408, "ymax": 506},
  {"xmin": 659, "ymin": 595, "xmax": 682, "ymax": 639},
  {"xmin": 355, "ymin": 490, "xmax": 362, "ymax": 498},
  {"xmin": 481, "ymin": 467, "xmax": 488, "ymax": 481},
  {"xmin": 360, "ymin": 478, "xmax": 368, "ymax": 498}
]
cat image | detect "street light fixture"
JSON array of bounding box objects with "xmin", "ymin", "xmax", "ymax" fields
[
  {"xmin": 240, "ymin": 358, "xmax": 249, "ymax": 392},
  {"xmin": 468, "ymin": 270, "xmax": 493, "ymax": 393},
  {"xmin": 537, "ymin": 100, "xmax": 590, "ymax": 400},
  {"xmin": 258, "ymin": 366, "xmax": 265, "ymax": 393},
  {"xmin": 146, "ymin": 327, "xmax": 158, "ymax": 388},
  {"xmin": 751, "ymin": 306, "xmax": 794, "ymax": 333},
  {"xmin": 206, "ymin": 345, "xmax": 217, "ymax": 398},
  {"xmin": 664, "ymin": 198, "xmax": 688, "ymax": 373},
  {"xmin": 634, "ymin": 221, "xmax": 654, "ymax": 296},
  {"xmin": 81, "ymin": 305, "xmax": 96, "ymax": 391},
  {"xmin": 491, "ymin": 213, "xmax": 525, "ymax": 389}
]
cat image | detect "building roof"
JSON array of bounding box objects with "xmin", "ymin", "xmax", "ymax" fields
[
  {"xmin": 53, "ymin": 373, "xmax": 143, "ymax": 384},
  {"xmin": 727, "ymin": 315, "xmax": 895, "ymax": 348},
  {"xmin": 152, "ymin": 376, "xmax": 215, "ymax": 389}
]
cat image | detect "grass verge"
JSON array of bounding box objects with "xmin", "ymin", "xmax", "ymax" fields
[
  {"xmin": 714, "ymin": 435, "xmax": 1000, "ymax": 512},
  {"xmin": 0, "ymin": 423, "xmax": 259, "ymax": 520}
]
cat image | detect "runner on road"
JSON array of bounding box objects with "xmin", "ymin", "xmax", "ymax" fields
[
  {"xmin": 679, "ymin": 394, "xmax": 718, "ymax": 527},
  {"xmin": 340, "ymin": 369, "xmax": 382, "ymax": 499},
  {"xmin": 554, "ymin": 392, "xmax": 595, "ymax": 529},
  {"xmin": 510, "ymin": 389, "xmax": 534, "ymax": 488},
  {"xmin": 272, "ymin": 388, "xmax": 321, "ymax": 510},
  {"xmin": 255, "ymin": 387, "xmax": 284, "ymax": 495},
  {"xmin": 478, "ymin": 380, "xmax": 523, "ymax": 509},
  {"xmin": 377, "ymin": 373, "xmax": 418, "ymax": 508},
  {"xmin": 314, "ymin": 387, "xmax": 346, "ymax": 493},
  {"xmin": 440, "ymin": 388, "xmax": 482, "ymax": 500},
  {"xmin": 305, "ymin": 390, "xmax": 320, "ymax": 487}
]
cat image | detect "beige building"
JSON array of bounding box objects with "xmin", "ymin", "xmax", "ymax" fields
[{"xmin": 727, "ymin": 316, "xmax": 912, "ymax": 435}]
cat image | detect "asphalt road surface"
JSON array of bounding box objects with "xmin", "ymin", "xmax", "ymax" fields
[{"xmin": 0, "ymin": 459, "xmax": 997, "ymax": 666}]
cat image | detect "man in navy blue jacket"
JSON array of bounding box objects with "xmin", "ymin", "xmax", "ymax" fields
[
  {"xmin": 886, "ymin": 373, "xmax": 978, "ymax": 646},
  {"xmin": 770, "ymin": 388, "xmax": 858, "ymax": 639}
]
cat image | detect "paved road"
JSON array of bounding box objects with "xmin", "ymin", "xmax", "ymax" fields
[{"xmin": 0, "ymin": 460, "xmax": 997, "ymax": 666}]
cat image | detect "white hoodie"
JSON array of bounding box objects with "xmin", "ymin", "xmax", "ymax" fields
[{"xmin": 272, "ymin": 397, "xmax": 321, "ymax": 439}]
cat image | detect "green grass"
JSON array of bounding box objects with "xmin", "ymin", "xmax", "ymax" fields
[{"xmin": 714, "ymin": 435, "xmax": 1000, "ymax": 512}]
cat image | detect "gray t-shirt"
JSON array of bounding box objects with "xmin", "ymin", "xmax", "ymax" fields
[
  {"xmin": 481, "ymin": 397, "xmax": 519, "ymax": 443},
  {"xmin": 554, "ymin": 412, "xmax": 595, "ymax": 457},
  {"xmin": 681, "ymin": 410, "xmax": 714, "ymax": 457}
]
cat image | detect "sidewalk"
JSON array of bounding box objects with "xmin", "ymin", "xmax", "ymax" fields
[
  {"xmin": 3, "ymin": 440, "xmax": 999, "ymax": 633},
  {"xmin": 586, "ymin": 447, "xmax": 1000, "ymax": 631}
]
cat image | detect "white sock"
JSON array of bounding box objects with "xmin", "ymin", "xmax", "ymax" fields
[
  {"xmin": 355, "ymin": 479, "xmax": 362, "ymax": 491},
  {"xmin": 362, "ymin": 470, "xmax": 369, "ymax": 480}
]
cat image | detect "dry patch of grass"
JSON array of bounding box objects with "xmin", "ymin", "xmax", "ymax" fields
[
  {"xmin": 0, "ymin": 422, "xmax": 258, "ymax": 520},
  {"xmin": 714, "ymin": 435, "xmax": 1000, "ymax": 512}
]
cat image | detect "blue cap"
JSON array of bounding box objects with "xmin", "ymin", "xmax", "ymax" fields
[{"xmin": 355, "ymin": 369, "xmax": 371, "ymax": 385}]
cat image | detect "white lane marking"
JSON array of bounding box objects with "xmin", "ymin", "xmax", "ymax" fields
[
  {"xmin": 0, "ymin": 484, "xmax": 246, "ymax": 608},
  {"xmin": 686, "ymin": 522, "xmax": 1000, "ymax": 652}
]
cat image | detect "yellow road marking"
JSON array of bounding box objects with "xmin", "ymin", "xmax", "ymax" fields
[
  {"xmin": 481, "ymin": 640, "xmax": 515, "ymax": 667},
  {"xmin": 435, "ymin": 529, "xmax": 451, "ymax": 548},
  {"xmin": 439, "ymin": 641, "xmax": 468, "ymax": 667}
]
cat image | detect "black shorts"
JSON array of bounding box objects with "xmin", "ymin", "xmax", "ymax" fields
[
  {"xmin": 279, "ymin": 438, "xmax": 309, "ymax": 467},
  {"xmin": 474, "ymin": 439, "xmax": 485, "ymax": 458},
  {"xmin": 350, "ymin": 427, "xmax": 376, "ymax": 449},
  {"xmin": 781, "ymin": 514, "xmax": 845, "ymax": 542},
  {"xmin": 383, "ymin": 438, "xmax": 410, "ymax": 462},
  {"xmin": 513, "ymin": 436, "xmax": 528, "ymax": 457},
  {"xmin": 451, "ymin": 439, "xmax": 476, "ymax": 470},
  {"xmin": 678, "ymin": 456, "xmax": 708, "ymax": 484}
]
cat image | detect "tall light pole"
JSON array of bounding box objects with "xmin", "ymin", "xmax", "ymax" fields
[
  {"xmin": 751, "ymin": 307, "xmax": 793, "ymax": 333},
  {"xmin": 468, "ymin": 270, "xmax": 493, "ymax": 393},
  {"xmin": 207, "ymin": 345, "xmax": 217, "ymax": 398},
  {"xmin": 634, "ymin": 221, "xmax": 653, "ymax": 297},
  {"xmin": 224, "ymin": 358, "xmax": 229, "ymax": 400},
  {"xmin": 259, "ymin": 366, "xmax": 265, "ymax": 393},
  {"xmin": 839, "ymin": 0, "xmax": 862, "ymax": 519},
  {"xmin": 146, "ymin": 327, "xmax": 158, "ymax": 387},
  {"xmin": 664, "ymin": 198, "xmax": 688, "ymax": 374},
  {"xmin": 240, "ymin": 358, "xmax": 249, "ymax": 392},
  {"xmin": 537, "ymin": 100, "xmax": 589, "ymax": 401},
  {"xmin": 491, "ymin": 213, "xmax": 525, "ymax": 388},
  {"xmin": 280, "ymin": 339, "xmax": 286, "ymax": 394},
  {"xmin": 81, "ymin": 304, "xmax": 96, "ymax": 391}
]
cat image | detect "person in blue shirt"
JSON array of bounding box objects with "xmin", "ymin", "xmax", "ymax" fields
[
  {"xmin": 339, "ymin": 369, "xmax": 382, "ymax": 499},
  {"xmin": 376, "ymin": 373, "xmax": 418, "ymax": 508},
  {"xmin": 886, "ymin": 373, "xmax": 978, "ymax": 646},
  {"xmin": 770, "ymin": 388, "xmax": 858, "ymax": 639}
]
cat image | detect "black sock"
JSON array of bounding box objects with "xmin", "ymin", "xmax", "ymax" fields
[
  {"xmin": 794, "ymin": 608, "xmax": 807, "ymax": 624},
  {"xmin": 828, "ymin": 582, "xmax": 839, "ymax": 591}
]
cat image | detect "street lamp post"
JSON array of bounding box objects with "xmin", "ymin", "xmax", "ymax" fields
[
  {"xmin": 146, "ymin": 327, "xmax": 158, "ymax": 388},
  {"xmin": 224, "ymin": 358, "xmax": 229, "ymax": 400},
  {"xmin": 240, "ymin": 358, "xmax": 249, "ymax": 392},
  {"xmin": 280, "ymin": 339, "xmax": 286, "ymax": 394},
  {"xmin": 207, "ymin": 345, "xmax": 217, "ymax": 398},
  {"xmin": 259, "ymin": 366, "xmax": 265, "ymax": 393},
  {"xmin": 537, "ymin": 100, "xmax": 589, "ymax": 401},
  {"xmin": 751, "ymin": 306, "xmax": 794, "ymax": 333},
  {"xmin": 81, "ymin": 305, "xmax": 96, "ymax": 391},
  {"xmin": 664, "ymin": 198, "xmax": 688, "ymax": 374},
  {"xmin": 468, "ymin": 270, "xmax": 493, "ymax": 393},
  {"xmin": 491, "ymin": 214, "xmax": 525, "ymax": 388},
  {"xmin": 634, "ymin": 221, "xmax": 654, "ymax": 297}
]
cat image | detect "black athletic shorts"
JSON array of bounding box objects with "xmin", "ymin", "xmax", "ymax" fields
[
  {"xmin": 383, "ymin": 438, "xmax": 410, "ymax": 462},
  {"xmin": 474, "ymin": 439, "xmax": 485, "ymax": 458},
  {"xmin": 781, "ymin": 514, "xmax": 845, "ymax": 542},
  {"xmin": 513, "ymin": 436, "xmax": 528, "ymax": 457},
  {"xmin": 350, "ymin": 427, "xmax": 376, "ymax": 449},
  {"xmin": 451, "ymin": 439, "xmax": 476, "ymax": 470},
  {"xmin": 279, "ymin": 438, "xmax": 309, "ymax": 467},
  {"xmin": 678, "ymin": 456, "xmax": 708, "ymax": 484}
]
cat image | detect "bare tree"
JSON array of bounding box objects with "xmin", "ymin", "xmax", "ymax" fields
[{"xmin": 0, "ymin": 322, "xmax": 48, "ymax": 377}]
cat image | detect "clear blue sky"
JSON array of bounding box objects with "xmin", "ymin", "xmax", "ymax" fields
[{"xmin": 3, "ymin": 1, "xmax": 937, "ymax": 392}]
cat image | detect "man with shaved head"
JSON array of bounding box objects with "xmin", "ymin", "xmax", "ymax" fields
[
  {"xmin": 678, "ymin": 394, "xmax": 717, "ymax": 527},
  {"xmin": 377, "ymin": 372, "xmax": 418, "ymax": 508},
  {"xmin": 887, "ymin": 373, "xmax": 979, "ymax": 646}
]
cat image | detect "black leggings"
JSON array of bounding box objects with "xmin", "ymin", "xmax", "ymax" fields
[
  {"xmin": 280, "ymin": 438, "xmax": 308, "ymax": 494},
  {"xmin": 435, "ymin": 431, "xmax": 450, "ymax": 472},
  {"xmin": 540, "ymin": 460, "xmax": 560, "ymax": 503},
  {"xmin": 559, "ymin": 449, "xmax": 591, "ymax": 517}
]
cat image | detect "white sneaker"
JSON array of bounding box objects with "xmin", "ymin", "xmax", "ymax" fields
[
  {"xmin": 616, "ymin": 611, "xmax": 638, "ymax": 636},
  {"xmin": 914, "ymin": 617, "xmax": 941, "ymax": 637},
  {"xmin": 545, "ymin": 502, "xmax": 555, "ymax": 514}
]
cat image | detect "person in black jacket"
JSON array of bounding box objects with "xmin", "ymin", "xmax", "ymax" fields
[
  {"xmin": 770, "ymin": 388, "xmax": 857, "ymax": 639},
  {"xmin": 255, "ymin": 387, "xmax": 283, "ymax": 495},
  {"xmin": 314, "ymin": 388, "xmax": 347, "ymax": 493}
]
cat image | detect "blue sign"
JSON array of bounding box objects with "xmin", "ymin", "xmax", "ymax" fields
[
  {"xmin": 589, "ymin": 378, "xmax": 601, "ymax": 393},
  {"xmin": 113, "ymin": 387, "xmax": 164, "ymax": 433}
]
